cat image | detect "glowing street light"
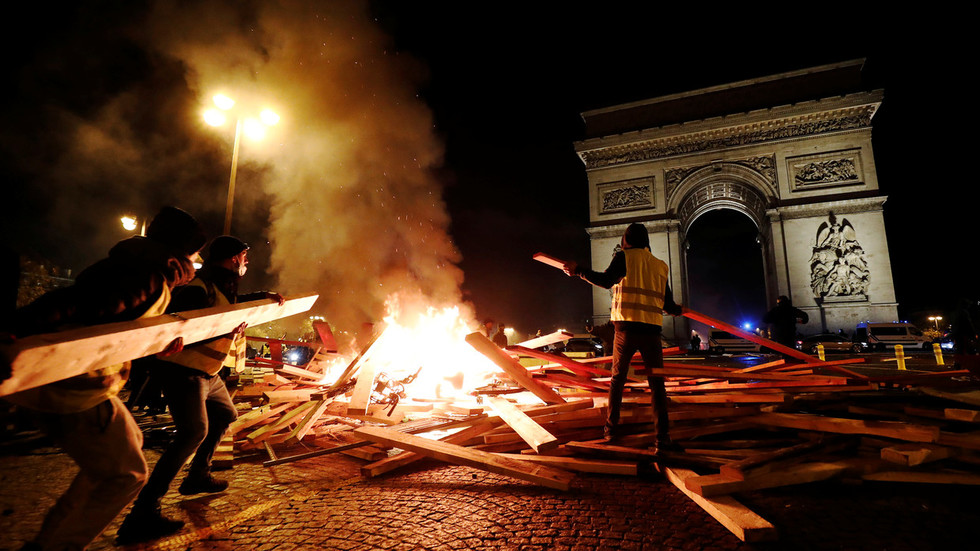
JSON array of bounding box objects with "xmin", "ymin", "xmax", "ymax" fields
[
  {"xmin": 204, "ymin": 93, "xmax": 279, "ymax": 235},
  {"xmin": 120, "ymin": 214, "xmax": 145, "ymax": 236},
  {"xmin": 928, "ymin": 316, "xmax": 943, "ymax": 331}
]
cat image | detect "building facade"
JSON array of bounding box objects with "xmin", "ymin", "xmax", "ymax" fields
[{"xmin": 574, "ymin": 60, "xmax": 898, "ymax": 342}]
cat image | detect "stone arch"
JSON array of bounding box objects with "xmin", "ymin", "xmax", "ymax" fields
[{"xmin": 670, "ymin": 162, "xmax": 774, "ymax": 236}]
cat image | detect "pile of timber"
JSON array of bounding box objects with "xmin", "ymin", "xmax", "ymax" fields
[{"xmin": 216, "ymin": 311, "xmax": 980, "ymax": 543}]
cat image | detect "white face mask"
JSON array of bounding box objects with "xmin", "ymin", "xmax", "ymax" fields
[{"xmin": 237, "ymin": 262, "xmax": 248, "ymax": 277}]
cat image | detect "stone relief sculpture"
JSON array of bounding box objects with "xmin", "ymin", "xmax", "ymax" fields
[{"xmin": 809, "ymin": 213, "xmax": 869, "ymax": 300}]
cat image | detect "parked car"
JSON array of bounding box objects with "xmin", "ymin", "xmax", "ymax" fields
[
  {"xmin": 560, "ymin": 336, "xmax": 605, "ymax": 358},
  {"xmin": 796, "ymin": 333, "xmax": 864, "ymax": 354},
  {"xmin": 854, "ymin": 322, "xmax": 932, "ymax": 351}
]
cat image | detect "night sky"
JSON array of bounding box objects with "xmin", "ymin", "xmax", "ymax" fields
[{"xmin": 1, "ymin": 2, "xmax": 971, "ymax": 339}]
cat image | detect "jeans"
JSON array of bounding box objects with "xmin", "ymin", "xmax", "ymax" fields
[
  {"xmin": 607, "ymin": 327, "xmax": 670, "ymax": 440},
  {"xmin": 134, "ymin": 370, "xmax": 237, "ymax": 507}
]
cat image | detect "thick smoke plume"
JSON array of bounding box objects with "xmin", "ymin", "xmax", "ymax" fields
[{"xmin": 147, "ymin": 1, "xmax": 469, "ymax": 337}]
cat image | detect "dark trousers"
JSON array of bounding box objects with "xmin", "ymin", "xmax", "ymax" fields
[
  {"xmin": 135, "ymin": 370, "xmax": 237, "ymax": 507},
  {"xmin": 607, "ymin": 327, "xmax": 670, "ymax": 440}
]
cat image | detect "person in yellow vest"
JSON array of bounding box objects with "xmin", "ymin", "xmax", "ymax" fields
[
  {"xmin": 563, "ymin": 223, "xmax": 683, "ymax": 451},
  {"xmin": 2, "ymin": 206, "xmax": 206, "ymax": 551},
  {"xmin": 117, "ymin": 235, "xmax": 282, "ymax": 544}
]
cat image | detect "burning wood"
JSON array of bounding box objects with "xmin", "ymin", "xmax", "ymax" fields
[{"xmin": 201, "ymin": 306, "xmax": 980, "ymax": 543}]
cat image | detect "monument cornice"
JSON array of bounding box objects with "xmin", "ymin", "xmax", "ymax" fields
[
  {"xmin": 575, "ymin": 91, "xmax": 882, "ymax": 170},
  {"xmin": 586, "ymin": 218, "xmax": 680, "ymax": 239},
  {"xmin": 766, "ymin": 195, "xmax": 888, "ymax": 221}
]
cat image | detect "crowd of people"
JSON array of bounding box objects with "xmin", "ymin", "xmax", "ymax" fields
[{"xmin": 2, "ymin": 206, "xmax": 282, "ymax": 549}]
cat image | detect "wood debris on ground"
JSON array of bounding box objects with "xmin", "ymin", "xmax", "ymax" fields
[{"xmin": 211, "ymin": 310, "xmax": 980, "ymax": 543}]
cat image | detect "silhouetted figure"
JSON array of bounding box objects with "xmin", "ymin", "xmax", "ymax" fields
[{"xmin": 763, "ymin": 295, "xmax": 809, "ymax": 348}]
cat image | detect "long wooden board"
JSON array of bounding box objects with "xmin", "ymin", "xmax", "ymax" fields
[
  {"xmin": 1, "ymin": 294, "xmax": 318, "ymax": 396},
  {"xmin": 486, "ymin": 396, "xmax": 561, "ymax": 453},
  {"xmin": 664, "ymin": 467, "xmax": 778, "ymax": 543},
  {"xmin": 353, "ymin": 425, "xmax": 575, "ymax": 490},
  {"xmin": 466, "ymin": 332, "xmax": 566, "ymax": 404}
]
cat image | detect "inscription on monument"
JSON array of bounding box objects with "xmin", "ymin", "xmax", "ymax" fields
[
  {"xmin": 809, "ymin": 213, "xmax": 869, "ymax": 301},
  {"xmin": 598, "ymin": 178, "xmax": 654, "ymax": 214}
]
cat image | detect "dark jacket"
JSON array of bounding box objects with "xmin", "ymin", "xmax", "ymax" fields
[
  {"xmin": 8, "ymin": 236, "xmax": 197, "ymax": 337},
  {"xmin": 763, "ymin": 302, "xmax": 809, "ymax": 345}
]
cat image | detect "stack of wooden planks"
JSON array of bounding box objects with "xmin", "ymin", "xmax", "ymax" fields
[{"xmin": 214, "ymin": 310, "xmax": 980, "ymax": 543}]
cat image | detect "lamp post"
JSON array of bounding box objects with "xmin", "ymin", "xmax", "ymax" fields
[
  {"xmin": 203, "ymin": 94, "xmax": 279, "ymax": 235},
  {"xmin": 928, "ymin": 316, "xmax": 943, "ymax": 331}
]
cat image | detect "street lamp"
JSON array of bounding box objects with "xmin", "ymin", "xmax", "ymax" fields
[
  {"xmin": 928, "ymin": 316, "xmax": 943, "ymax": 331},
  {"xmin": 203, "ymin": 94, "xmax": 279, "ymax": 235},
  {"xmin": 120, "ymin": 214, "xmax": 145, "ymax": 236}
]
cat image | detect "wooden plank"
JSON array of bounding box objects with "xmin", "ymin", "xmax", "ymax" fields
[
  {"xmin": 493, "ymin": 453, "xmax": 638, "ymax": 475},
  {"xmin": 508, "ymin": 346, "xmax": 609, "ymax": 377},
  {"xmin": 246, "ymin": 401, "xmax": 318, "ymax": 443},
  {"xmin": 718, "ymin": 436, "xmax": 849, "ymax": 480},
  {"xmin": 746, "ymin": 412, "xmax": 941, "ymax": 443},
  {"xmin": 532, "ymin": 251, "xmax": 567, "ymax": 270},
  {"xmin": 1, "ymin": 294, "xmax": 318, "ymax": 396},
  {"xmin": 685, "ymin": 461, "xmax": 856, "ymax": 497},
  {"xmin": 863, "ymin": 471, "xmax": 980, "ymax": 485},
  {"xmin": 278, "ymin": 365, "xmax": 327, "ymax": 381},
  {"xmin": 228, "ymin": 403, "xmax": 294, "ymax": 435},
  {"xmin": 352, "ymin": 425, "xmax": 575, "ymax": 490},
  {"xmin": 664, "ymin": 467, "xmax": 778, "ymax": 543},
  {"xmin": 262, "ymin": 390, "xmax": 317, "ymax": 403},
  {"xmin": 346, "ymin": 356, "xmax": 379, "ymax": 415},
  {"xmin": 285, "ymin": 400, "xmax": 332, "ymax": 445},
  {"xmin": 466, "ymin": 332, "xmax": 565, "ymax": 404},
  {"xmin": 361, "ymin": 420, "xmax": 498, "ymax": 477},
  {"xmin": 945, "ymin": 408, "xmax": 980, "ymax": 423},
  {"xmin": 514, "ymin": 330, "xmax": 574, "ymax": 350},
  {"xmin": 880, "ymin": 443, "xmax": 953, "ymax": 466},
  {"xmin": 668, "ymin": 394, "xmax": 787, "ymax": 405},
  {"xmin": 312, "ymin": 320, "xmax": 338, "ymax": 352}
]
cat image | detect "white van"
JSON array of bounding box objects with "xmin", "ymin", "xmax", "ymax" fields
[
  {"xmin": 708, "ymin": 330, "xmax": 762, "ymax": 354},
  {"xmin": 854, "ymin": 322, "xmax": 931, "ymax": 351}
]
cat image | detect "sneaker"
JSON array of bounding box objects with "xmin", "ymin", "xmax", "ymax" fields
[
  {"xmin": 116, "ymin": 505, "xmax": 184, "ymax": 545},
  {"xmin": 179, "ymin": 473, "xmax": 229, "ymax": 495}
]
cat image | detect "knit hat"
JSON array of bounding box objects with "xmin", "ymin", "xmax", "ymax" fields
[
  {"xmin": 145, "ymin": 206, "xmax": 207, "ymax": 257},
  {"xmin": 623, "ymin": 223, "xmax": 650, "ymax": 249},
  {"xmin": 208, "ymin": 235, "xmax": 250, "ymax": 262}
]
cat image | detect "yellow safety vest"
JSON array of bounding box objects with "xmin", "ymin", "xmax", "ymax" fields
[
  {"xmin": 164, "ymin": 278, "xmax": 246, "ymax": 376},
  {"xmin": 610, "ymin": 248, "xmax": 669, "ymax": 326},
  {"xmin": 8, "ymin": 284, "xmax": 172, "ymax": 413}
]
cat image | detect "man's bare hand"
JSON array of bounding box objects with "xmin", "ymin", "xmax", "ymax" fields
[
  {"xmin": 562, "ymin": 261, "xmax": 578, "ymax": 277},
  {"xmin": 232, "ymin": 322, "xmax": 248, "ymax": 337},
  {"xmin": 158, "ymin": 337, "xmax": 184, "ymax": 357},
  {"xmin": 266, "ymin": 292, "xmax": 285, "ymax": 305}
]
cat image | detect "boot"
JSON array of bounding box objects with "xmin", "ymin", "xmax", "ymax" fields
[
  {"xmin": 178, "ymin": 472, "xmax": 229, "ymax": 495},
  {"xmin": 116, "ymin": 503, "xmax": 184, "ymax": 545}
]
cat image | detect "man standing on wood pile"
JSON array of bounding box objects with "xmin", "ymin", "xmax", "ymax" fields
[
  {"xmin": 116, "ymin": 235, "xmax": 283, "ymax": 544},
  {"xmin": 117, "ymin": 235, "xmax": 285, "ymax": 545},
  {"xmin": 562, "ymin": 222, "xmax": 683, "ymax": 451},
  {"xmin": 1, "ymin": 206, "xmax": 206, "ymax": 551}
]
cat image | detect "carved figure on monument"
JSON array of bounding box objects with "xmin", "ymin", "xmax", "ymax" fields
[{"xmin": 809, "ymin": 214, "xmax": 869, "ymax": 300}]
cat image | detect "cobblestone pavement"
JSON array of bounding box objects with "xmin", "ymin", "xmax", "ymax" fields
[{"xmin": 1, "ymin": 434, "xmax": 976, "ymax": 551}]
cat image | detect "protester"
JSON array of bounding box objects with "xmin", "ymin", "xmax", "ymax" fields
[
  {"xmin": 763, "ymin": 295, "xmax": 809, "ymax": 348},
  {"xmin": 563, "ymin": 222, "xmax": 682, "ymax": 451},
  {"xmin": 117, "ymin": 235, "xmax": 283, "ymax": 544},
  {"xmin": 2, "ymin": 206, "xmax": 206, "ymax": 551}
]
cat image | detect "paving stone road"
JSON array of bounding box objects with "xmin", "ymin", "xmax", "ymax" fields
[{"xmin": 1, "ymin": 434, "xmax": 976, "ymax": 551}]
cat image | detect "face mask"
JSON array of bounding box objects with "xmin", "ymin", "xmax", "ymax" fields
[{"xmin": 237, "ymin": 262, "xmax": 248, "ymax": 277}]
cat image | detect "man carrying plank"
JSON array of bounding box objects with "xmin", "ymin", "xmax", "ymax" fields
[
  {"xmin": 562, "ymin": 222, "xmax": 683, "ymax": 451},
  {"xmin": 1, "ymin": 206, "xmax": 207, "ymax": 551},
  {"xmin": 117, "ymin": 235, "xmax": 283, "ymax": 545}
]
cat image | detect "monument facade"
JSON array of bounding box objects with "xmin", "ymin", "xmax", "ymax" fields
[{"xmin": 574, "ymin": 60, "xmax": 898, "ymax": 342}]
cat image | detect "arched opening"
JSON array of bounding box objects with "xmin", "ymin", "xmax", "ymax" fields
[{"xmin": 684, "ymin": 208, "xmax": 768, "ymax": 340}]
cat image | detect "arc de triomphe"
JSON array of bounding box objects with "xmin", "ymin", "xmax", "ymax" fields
[{"xmin": 573, "ymin": 60, "xmax": 899, "ymax": 343}]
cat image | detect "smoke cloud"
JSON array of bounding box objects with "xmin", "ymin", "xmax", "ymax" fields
[{"xmin": 5, "ymin": 1, "xmax": 470, "ymax": 340}]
